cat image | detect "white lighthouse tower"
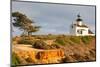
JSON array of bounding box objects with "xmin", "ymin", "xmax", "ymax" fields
[{"xmin": 70, "ymin": 14, "xmax": 94, "ymax": 36}]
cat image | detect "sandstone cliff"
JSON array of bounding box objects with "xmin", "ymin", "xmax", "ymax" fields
[{"xmin": 12, "ymin": 45, "xmax": 65, "ymax": 65}]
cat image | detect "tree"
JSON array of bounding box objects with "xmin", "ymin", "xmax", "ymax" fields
[{"xmin": 12, "ymin": 12, "xmax": 40, "ymax": 36}]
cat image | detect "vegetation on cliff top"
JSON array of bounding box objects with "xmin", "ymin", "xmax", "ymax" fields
[{"xmin": 13, "ymin": 35, "xmax": 95, "ymax": 46}]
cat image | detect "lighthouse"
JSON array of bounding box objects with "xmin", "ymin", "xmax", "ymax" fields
[{"xmin": 70, "ymin": 14, "xmax": 94, "ymax": 36}]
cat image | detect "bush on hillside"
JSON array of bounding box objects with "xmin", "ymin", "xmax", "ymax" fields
[
  {"xmin": 32, "ymin": 40, "xmax": 51, "ymax": 49},
  {"xmin": 17, "ymin": 36, "xmax": 36, "ymax": 45},
  {"xmin": 32, "ymin": 40, "xmax": 61, "ymax": 49},
  {"xmin": 12, "ymin": 52, "xmax": 20, "ymax": 65},
  {"xmin": 18, "ymin": 39, "xmax": 35, "ymax": 45},
  {"xmin": 55, "ymin": 38, "xmax": 66, "ymax": 46},
  {"xmin": 81, "ymin": 36, "xmax": 93, "ymax": 44},
  {"xmin": 70, "ymin": 36, "xmax": 80, "ymax": 44}
]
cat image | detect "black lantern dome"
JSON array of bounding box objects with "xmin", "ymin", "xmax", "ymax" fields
[{"xmin": 76, "ymin": 14, "xmax": 83, "ymax": 21}]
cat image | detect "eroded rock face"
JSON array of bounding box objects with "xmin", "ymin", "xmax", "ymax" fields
[
  {"xmin": 13, "ymin": 50, "xmax": 37, "ymax": 65},
  {"xmin": 13, "ymin": 46, "xmax": 65, "ymax": 65},
  {"xmin": 36, "ymin": 49, "xmax": 65, "ymax": 63}
]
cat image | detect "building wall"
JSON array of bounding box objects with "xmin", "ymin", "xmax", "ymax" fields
[
  {"xmin": 76, "ymin": 27, "xmax": 89, "ymax": 36},
  {"xmin": 70, "ymin": 24, "xmax": 90, "ymax": 36}
]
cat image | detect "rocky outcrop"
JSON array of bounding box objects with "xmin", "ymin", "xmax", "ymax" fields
[
  {"xmin": 36, "ymin": 49, "xmax": 65, "ymax": 64},
  {"xmin": 12, "ymin": 45, "xmax": 65, "ymax": 65},
  {"xmin": 13, "ymin": 50, "xmax": 36, "ymax": 65}
]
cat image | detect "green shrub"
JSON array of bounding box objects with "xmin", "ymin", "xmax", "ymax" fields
[
  {"xmin": 11, "ymin": 65, "xmax": 17, "ymax": 67},
  {"xmin": 32, "ymin": 40, "xmax": 61, "ymax": 49},
  {"xmin": 32, "ymin": 40, "xmax": 51, "ymax": 49},
  {"xmin": 70, "ymin": 36, "xmax": 80, "ymax": 44},
  {"xmin": 55, "ymin": 38, "xmax": 66, "ymax": 45},
  {"xmin": 16, "ymin": 36, "xmax": 36, "ymax": 45},
  {"xmin": 18, "ymin": 39, "xmax": 34, "ymax": 45},
  {"xmin": 12, "ymin": 52, "xmax": 20, "ymax": 65},
  {"xmin": 81, "ymin": 36, "xmax": 93, "ymax": 44}
]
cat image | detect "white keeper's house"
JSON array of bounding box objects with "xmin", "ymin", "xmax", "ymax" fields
[{"xmin": 70, "ymin": 14, "xmax": 95, "ymax": 36}]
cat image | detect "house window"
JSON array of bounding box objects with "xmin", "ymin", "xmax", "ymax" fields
[{"xmin": 77, "ymin": 29, "xmax": 82, "ymax": 34}]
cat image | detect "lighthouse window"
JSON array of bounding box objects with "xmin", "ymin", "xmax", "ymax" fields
[{"xmin": 77, "ymin": 29, "xmax": 82, "ymax": 34}]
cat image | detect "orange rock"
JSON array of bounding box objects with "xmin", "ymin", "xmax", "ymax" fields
[{"xmin": 37, "ymin": 49, "xmax": 65, "ymax": 63}]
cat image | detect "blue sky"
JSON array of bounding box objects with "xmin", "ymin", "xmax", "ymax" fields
[{"xmin": 12, "ymin": 1, "xmax": 96, "ymax": 36}]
